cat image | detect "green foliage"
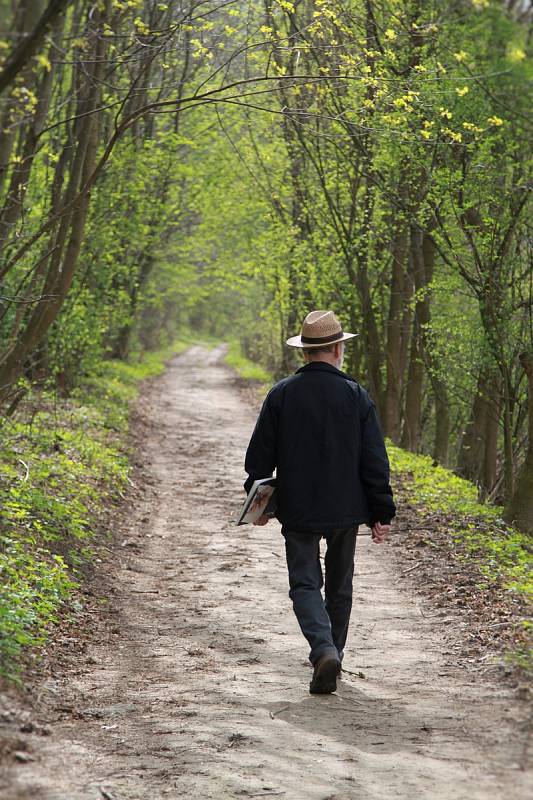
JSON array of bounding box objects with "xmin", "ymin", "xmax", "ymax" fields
[
  {"xmin": 388, "ymin": 444, "xmax": 533, "ymax": 603},
  {"xmin": 225, "ymin": 341, "xmax": 273, "ymax": 386},
  {"xmin": 0, "ymin": 539, "xmax": 74, "ymax": 681},
  {"xmin": 0, "ymin": 339, "xmax": 189, "ymax": 678}
]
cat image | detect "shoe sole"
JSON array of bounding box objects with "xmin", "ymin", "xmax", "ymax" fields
[{"xmin": 309, "ymin": 658, "xmax": 339, "ymax": 694}]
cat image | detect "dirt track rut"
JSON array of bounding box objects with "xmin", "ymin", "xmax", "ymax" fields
[{"xmin": 3, "ymin": 345, "xmax": 531, "ymax": 799}]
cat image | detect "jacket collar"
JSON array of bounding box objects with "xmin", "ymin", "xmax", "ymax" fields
[{"xmin": 295, "ymin": 361, "xmax": 356, "ymax": 382}]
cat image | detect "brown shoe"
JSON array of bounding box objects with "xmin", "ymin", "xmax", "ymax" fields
[{"xmin": 309, "ymin": 654, "xmax": 340, "ymax": 694}]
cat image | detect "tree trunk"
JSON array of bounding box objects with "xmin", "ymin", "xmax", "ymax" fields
[
  {"xmin": 458, "ymin": 372, "xmax": 489, "ymax": 482},
  {"xmin": 482, "ymin": 388, "xmax": 500, "ymax": 499},
  {"xmin": 356, "ymin": 153, "xmax": 383, "ymax": 412},
  {"xmin": 401, "ymin": 227, "xmax": 434, "ymax": 451},
  {"xmin": 0, "ymin": 17, "xmax": 59, "ymax": 245},
  {"xmin": 501, "ymin": 368, "xmax": 515, "ymax": 500},
  {"xmin": 402, "ymin": 315, "xmax": 424, "ymax": 451},
  {"xmin": 0, "ymin": 0, "xmax": 71, "ymax": 96},
  {"xmin": 504, "ymin": 352, "xmax": 533, "ymax": 533},
  {"xmin": 457, "ymin": 367, "xmax": 501, "ymax": 496},
  {"xmin": 353, "ymin": 0, "xmax": 384, "ymax": 414},
  {"xmin": 432, "ymin": 376, "xmax": 450, "ymax": 465},
  {"xmin": 384, "ymin": 194, "xmax": 409, "ymax": 442},
  {"xmin": 0, "ymin": 1, "xmax": 44, "ymax": 196}
]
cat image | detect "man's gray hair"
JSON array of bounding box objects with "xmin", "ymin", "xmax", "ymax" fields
[{"xmin": 302, "ymin": 343, "xmax": 338, "ymax": 356}]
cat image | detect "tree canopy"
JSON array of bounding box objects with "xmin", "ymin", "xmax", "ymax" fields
[{"xmin": 0, "ymin": 0, "xmax": 532, "ymax": 529}]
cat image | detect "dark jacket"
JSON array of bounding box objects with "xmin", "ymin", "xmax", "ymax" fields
[{"xmin": 244, "ymin": 361, "xmax": 396, "ymax": 532}]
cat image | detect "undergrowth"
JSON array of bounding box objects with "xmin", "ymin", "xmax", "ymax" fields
[
  {"xmin": 0, "ymin": 339, "xmax": 190, "ymax": 680},
  {"xmin": 224, "ymin": 341, "xmax": 273, "ymax": 387},
  {"xmin": 387, "ymin": 445, "xmax": 532, "ymax": 602}
]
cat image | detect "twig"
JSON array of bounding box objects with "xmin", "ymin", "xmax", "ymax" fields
[
  {"xmin": 270, "ymin": 705, "xmax": 291, "ymax": 717},
  {"xmin": 361, "ymin": 622, "xmax": 377, "ymax": 641},
  {"xmin": 479, "ymin": 621, "xmax": 517, "ymax": 630},
  {"xmin": 17, "ymin": 458, "xmax": 29, "ymax": 482},
  {"xmin": 341, "ymin": 668, "xmax": 366, "ymax": 678},
  {"xmin": 400, "ymin": 563, "xmax": 421, "ymax": 575},
  {"xmin": 333, "ymin": 694, "xmax": 365, "ymax": 706},
  {"xmin": 357, "ymin": 529, "xmax": 414, "ymax": 536}
]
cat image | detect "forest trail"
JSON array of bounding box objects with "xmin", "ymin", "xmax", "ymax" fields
[{"xmin": 4, "ymin": 345, "xmax": 531, "ymax": 800}]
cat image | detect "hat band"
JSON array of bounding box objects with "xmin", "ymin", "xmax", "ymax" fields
[{"xmin": 301, "ymin": 329, "xmax": 344, "ymax": 345}]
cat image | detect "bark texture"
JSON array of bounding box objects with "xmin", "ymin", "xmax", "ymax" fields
[{"xmin": 504, "ymin": 352, "xmax": 533, "ymax": 533}]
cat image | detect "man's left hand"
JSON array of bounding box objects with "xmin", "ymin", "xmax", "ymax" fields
[
  {"xmin": 371, "ymin": 521, "xmax": 391, "ymax": 543},
  {"xmin": 253, "ymin": 515, "xmax": 270, "ymax": 526}
]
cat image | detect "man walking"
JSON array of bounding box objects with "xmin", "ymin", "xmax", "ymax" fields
[{"xmin": 243, "ymin": 310, "xmax": 396, "ymax": 694}]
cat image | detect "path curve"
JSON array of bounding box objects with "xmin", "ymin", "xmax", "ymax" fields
[{"xmin": 4, "ymin": 345, "xmax": 531, "ymax": 799}]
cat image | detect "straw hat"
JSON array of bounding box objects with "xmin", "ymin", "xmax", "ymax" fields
[{"xmin": 286, "ymin": 310, "xmax": 359, "ymax": 348}]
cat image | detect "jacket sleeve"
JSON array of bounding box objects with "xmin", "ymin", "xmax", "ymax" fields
[
  {"xmin": 244, "ymin": 389, "xmax": 278, "ymax": 495},
  {"xmin": 359, "ymin": 392, "xmax": 396, "ymax": 525}
]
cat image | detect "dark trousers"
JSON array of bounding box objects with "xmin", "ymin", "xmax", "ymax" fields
[{"xmin": 282, "ymin": 526, "xmax": 358, "ymax": 665}]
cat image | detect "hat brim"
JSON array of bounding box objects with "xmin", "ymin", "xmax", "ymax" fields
[{"xmin": 286, "ymin": 332, "xmax": 359, "ymax": 348}]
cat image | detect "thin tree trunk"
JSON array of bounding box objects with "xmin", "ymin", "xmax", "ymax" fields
[
  {"xmin": 458, "ymin": 372, "xmax": 488, "ymax": 483},
  {"xmin": 432, "ymin": 377, "xmax": 450, "ymax": 465},
  {"xmin": 0, "ymin": 18, "xmax": 59, "ymax": 244},
  {"xmin": 504, "ymin": 352, "xmax": 533, "ymax": 533},
  {"xmin": 0, "ymin": 0, "xmax": 71, "ymax": 96},
  {"xmin": 457, "ymin": 367, "xmax": 501, "ymax": 496},
  {"xmin": 353, "ymin": 0, "xmax": 384, "ymax": 413},
  {"xmin": 384, "ymin": 186, "xmax": 409, "ymax": 441},
  {"xmin": 0, "ymin": 1, "xmax": 45, "ymax": 196},
  {"xmin": 502, "ymin": 368, "xmax": 515, "ymax": 499},
  {"xmin": 402, "ymin": 316, "xmax": 424, "ymax": 451},
  {"xmin": 482, "ymin": 387, "xmax": 501, "ymax": 499},
  {"xmin": 401, "ymin": 228, "xmax": 434, "ymax": 451},
  {"xmin": 356, "ymin": 157, "xmax": 383, "ymax": 411}
]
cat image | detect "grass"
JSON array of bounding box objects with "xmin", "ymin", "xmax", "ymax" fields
[
  {"xmin": 388, "ymin": 444, "xmax": 532, "ymax": 602},
  {"xmin": 388, "ymin": 443, "xmax": 532, "ymax": 671},
  {"xmin": 0, "ymin": 337, "xmax": 192, "ymax": 680},
  {"xmin": 224, "ymin": 341, "xmax": 273, "ymax": 387}
]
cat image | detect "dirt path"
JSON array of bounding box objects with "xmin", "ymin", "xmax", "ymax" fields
[{"xmin": 3, "ymin": 345, "xmax": 532, "ymax": 800}]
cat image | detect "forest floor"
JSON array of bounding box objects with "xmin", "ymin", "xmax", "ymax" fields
[{"xmin": 0, "ymin": 344, "xmax": 532, "ymax": 800}]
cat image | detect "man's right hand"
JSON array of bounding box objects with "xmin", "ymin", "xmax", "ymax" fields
[{"xmin": 371, "ymin": 521, "xmax": 390, "ymax": 543}]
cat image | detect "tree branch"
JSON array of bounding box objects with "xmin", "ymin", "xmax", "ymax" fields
[{"xmin": 0, "ymin": 0, "xmax": 73, "ymax": 96}]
